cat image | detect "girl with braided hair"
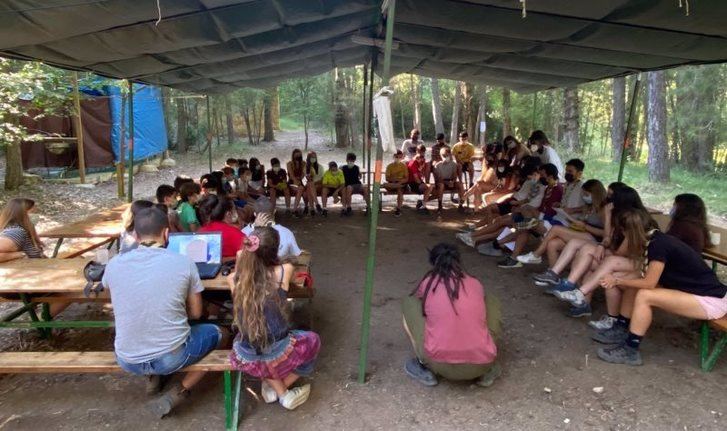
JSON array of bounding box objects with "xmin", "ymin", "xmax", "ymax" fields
[{"xmin": 402, "ymin": 242, "xmax": 501, "ymax": 387}]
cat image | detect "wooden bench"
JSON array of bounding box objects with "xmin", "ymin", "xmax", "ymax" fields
[
  {"xmin": 700, "ymin": 317, "xmax": 727, "ymax": 372},
  {"xmin": 0, "ymin": 350, "xmax": 242, "ymax": 430},
  {"xmin": 56, "ymin": 237, "xmax": 116, "ymax": 259}
]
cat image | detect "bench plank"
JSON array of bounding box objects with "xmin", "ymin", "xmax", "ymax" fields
[
  {"xmin": 56, "ymin": 237, "xmax": 114, "ymax": 259},
  {"xmin": 0, "ymin": 350, "xmax": 232, "ymax": 374}
]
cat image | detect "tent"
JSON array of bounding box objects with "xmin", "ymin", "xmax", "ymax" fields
[{"xmin": 20, "ymin": 84, "xmax": 168, "ymax": 178}]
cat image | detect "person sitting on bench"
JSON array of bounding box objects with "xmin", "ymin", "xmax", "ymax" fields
[
  {"xmin": 341, "ymin": 153, "xmax": 370, "ymax": 216},
  {"xmin": 242, "ymin": 198, "xmax": 301, "ymax": 262},
  {"xmin": 229, "ymin": 227, "xmax": 321, "ymax": 410},
  {"xmin": 119, "ymin": 200, "xmax": 154, "ymax": 254},
  {"xmin": 402, "ymin": 242, "xmax": 501, "ymax": 387},
  {"xmin": 384, "ymin": 150, "xmax": 409, "ymax": 217},
  {"xmin": 321, "ymin": 161, "xmax": 345, "ymax": 217},
  {"xmin": 104, "ymin": 207, "xmax": 229, "ymax": 417},
  {"xmin": 266, "ymin": 158, "xmax": 292, "ymax": 213},
  {"xmin": 0, "ymin": 198, "xmax": 44, "ymax": 263},
  {"xmin": 248, "ymin": 158, "xmax": 266, "ymax": 199},
  {"xmin": 433, "ymin": 147, "xmax": 465, "ymax": 212},
  {"xmin": 452, "ymin": 131, "xmax": 475, "ymax": 187},
  {"xmin": 156, "ymin": 185, "xmax": 183, "ymax": 232},
  {"xmin": 286, "ymin": 149, "xmax": 307, "ymax": 217},
  {"xmin": 407, "ymin": 153, "xmax": 435, "ymax": 214},
  {"xmin": 197, "ymin": 195, "xmax": 246, "ymax": 262},
  {"xmin": 665, "ymin": 193, "xmax": 712, "ymax": 253}
]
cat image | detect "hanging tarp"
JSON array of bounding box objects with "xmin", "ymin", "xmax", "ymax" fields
[{"xmin": 107, "ymin": 84, "xmax": 168, "ymax": 163}]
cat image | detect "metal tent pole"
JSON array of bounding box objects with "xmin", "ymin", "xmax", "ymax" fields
[
  {"xmin": 358, "ymin": 0, "xmax": 395, "ymax": 384},
  {"xmin": 361, "ymin": 62, "xmax": 369, "ymax": 176},
  {"xmin": 618, "ymin": 76, "xmax": 641, "ymax": 182},
  {"xmin": 127, "ymin": 80, "xmax": 135, "ymax": 202},
  {"xmin": 206, "ymin": 95, "xmax": 213, "ymax": 173},
  {"xmin": 71, "ymin": 72, "xmax": 86, "ymax": 184},
  {"xmin": 366, "ymin": 58, "xmax": 375, "ymax": 192}
]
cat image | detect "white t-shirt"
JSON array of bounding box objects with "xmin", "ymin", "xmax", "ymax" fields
[
  {"xmin": 242, "ymin": 223, "xmax": 301, "ymax": 259},
  {"xmin": 401, "ymin": 139, "xmax": 420, "ymax": 161},
  {"xmin": 540, "ymin": 146, "xmax": 565, "ymax": 182}
]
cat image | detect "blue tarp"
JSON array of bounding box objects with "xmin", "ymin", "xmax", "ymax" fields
[{"xmin": 107, "ymin": 83, "xmax": 168, "ymax": 163}]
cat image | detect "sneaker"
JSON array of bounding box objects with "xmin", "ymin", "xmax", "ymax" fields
[
  {"xmin": 364, "ymin": 207, "xmax": 370, "ymax": 215},
  {"xmin": 589, "ymin": 315, "xmax": 617, "ymax": 331},
  {"xmin": 475, "ymin": 364, "xmax": 501, "ymax": 388},
  {"xmin": 456, "ymin": 232, "xmax": 475, "ymax": 248},
  {"xmin": 514, "ymin": 217, "xmax": 539, "ymax": 230},
  {"xmin": 340, "ymin": 209, "xmax": 346, "ymax": 217},
  {"xmin": 567, "ymin": 302, "xmax": 592, "ymax": 318},
  {"xmin": 146, "ymin": 375, "xmax": 163, "ymax": 395},
  {"xmin": 321, "ymin": 209, "xmax": 328, "ymax": 217},
  {"xmin": 591, "ymin": 325, "xmax": 628, "ymax": 344},
  {"xmin": 147, "ymin": 384, "xmax": 189, "ymax": 418},
  {"xmin": 466, "ymin": 223, "xmax": 477, "ymax": 231},
  {"xmin": 477, "ymin": 242, "xmax": 504, "ymax": 257},
  {"xmin": 416, "ymin": 200, "xmax": 423, "ymax": 210},
  {"xmin": 404, "ymin": 358, "xmax": 438, "ymax": 387},
  {"xmin": 303, "ymin": 207, "xmax": 309, "ymax": 216},
  {"xmin": 418, "ymin": 207, "xmax": 431, "ymax": 215},
  {"xmin": 394, "ymin": 208, "xmax": 401, "ymax": 218},
  {"xmin": 458, "ymin": 204, "xmax": 465, "ymax": 213},
  {"xmin": 553, "ymin": 286, "xmax": 586, "ymax": 306},
  {"xmin": 260, "ymin": 380, "xmax": 278, "ymax": 404},
  {"xmin": 597, "ymin": 343, "xmax": 643, "ymax": 366},
  {"xmin": 293, "ymin": 210, "xmax": 302, "ymax": 219},
  {"xmin": 278, "ymin": 384, "xmax": 311, "ymax": 410},
  {"xmin": 516, "ymin": 252, "xmax": 542, "ymax": 265},
  {"xmin": 532, "ymin": 269, "xmax": 560, "ymax": 286},
  {"xmin": 346, "ymin": 207, "xmax": 353, "ymax": 216},
  {"xmin": 310, "ymin": 209, "xmax": 316, "ymax": 218},
  {"xmin": 333, "ymin": 196, "xmax": 341, "ymax": 204},
  {"xmin": 315, "ymin": 204, "xmax": 322, "ymax": 213},
  {"xmin": 451, "ymin": 197, "xmax": 460, "ymax": 204},
  {"xmin": 497, "ymin": 256, "xmax": 522, "ymax": 268}
]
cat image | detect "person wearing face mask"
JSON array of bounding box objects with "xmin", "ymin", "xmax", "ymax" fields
[
  {"xmin": 407, "ymin": 153, "xmax": 435, "ymax": 214},
  {"xmin": 384, "ymin": 150, "xmax": 410, "ymax": 217},
  {"xmin": 463, "ymin": 154, "xmax": 499, "ymax": 210},
  {"xmin": 557, "ymin": 159, "xmax": 586, "ymax": 215},
  {"xmin": 247, "ymin": 158, "xmax": 266, "ymax": 199},
  {"xmin": 503, "ymin": 136, "xmax": 530, "ymax": 167},
  {"xmin": 665, "ymin": 193, "xmax": 712, "ymax": 253},
  {"xmin": 402, "ymin": 129, "xmax": 422, "ymax": 162},
  {"xmin": 177, "ymin": 182, "xmax": 202, "ymax": 232},
  {"xmin": 433, "ymin": 148, "xmax": 466, "ymax": 212},
  {"xmin": 197, "ymin": 195, "xmax": 246, "ymax": 262},
  {"xmin": 266, "ymin": 158, "xmax": 292, "ymax": 213},
  {"xmin": 528, "ymin": 130, "xmax": 564, "ymax": 182},
  {"xmin": 304, "ymin": 152, "xmax": 324, "ymax": 216},
  {"xmin": 286, "ymin": 149, "xmax": 307, "ymax": 216},
  {"xmin": 341, "ymin": 153, "xmax": 370, "ymax": 216},
  {"xmin": 452, "ymin": 132, "xmax": 476, "ymax": 187},
  {"xmin": 430, "ymin": 133, "xmax": 450, "ymax": 165},
  {"xmin": 321, "ymin": 161, "xmax": 346, "ymax": 217}
]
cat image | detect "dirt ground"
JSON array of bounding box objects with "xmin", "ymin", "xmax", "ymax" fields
[{"xmin": 0, "ymin": 131, "xmax": 725, "ymax": 430}]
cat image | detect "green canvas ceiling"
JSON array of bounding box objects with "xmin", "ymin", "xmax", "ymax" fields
[{"xmin": 1, "ymin": 0, "xmax": 726, "ymax": 93}]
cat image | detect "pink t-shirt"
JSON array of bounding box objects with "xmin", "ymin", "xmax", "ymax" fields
[{"xmin": 416, "ymin": 274, "xmax": 497, "ymax": 364}]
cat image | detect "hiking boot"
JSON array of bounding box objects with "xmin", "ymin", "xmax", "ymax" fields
[
  {"xmin": 567, "ymin": 302, "xmax": 592, "ymax": 318},
  {"xmin": 515, "ymin": 217, "xmax": 539, "ymax": 230},
  {"xmin": 532, "ymin": 269, "xmax": 560, "ymax": 286},
  {"xmin": 416, "ymin": 200, "xmax": 423, "ymax": 210},
  {"xmin": 456, "ymin": 232, "xmax": 475, "ymax": 248},
  {"xmin": 497, "ymin": 256, "xmax": 522, "ymax": 269},
  {"xmin": 146, "ymin": 375, "xmax": 163, "ymax": 395},
  {"xmin": 477, "ymin": 242, "xmax": 503, "ymax": 257},
  {"xmin": 553, "ymin": 286, "xmax": 586, "ymax": 306},
  {"xmin": 458, "ymin": 204, "xmax": 465, "ymax": 213},
  {"xmin": 315, "ymin": 204, "xmax": 322, "ymax": 213},
  {"xmin": 475, "ymin": 364, "xmax": 501, "ymax": 388},
  {"xmin": 418, "ymin": 207, "xmax": 431, "ymax": 215},
  {"xmin": 303, "ymin": 207, "xmax": 309, "ymax": 216},
  {"xmin": 405, "ymin": 358, "xmax": 438, "ymax": 387},
  {"xmin": 591, "ymin": 325, "xmax": 628, "ymax": 344},
  {"xmin": 147, "ymin": 384, "xmax": 189, "ymax": 418},
  {"xmin": 394, "ymin": 208, "xmax": 401, "ymax": 218},
  {"xmin": 517, "ymin": 252, "xmax": 542, "ymax": 265},
  {"xmin": 597, "ymin": 343, "xmax": 643, "ymax": 366},
  {"xmin": 589, "ymin": 315, "xmax": 617, "ymax": 331},
  {"xmin": 321, "ymin": 209, "xmax": 328, "ymax": 217},
  {"xmin": 279, "ymin": 384, "xmax": 311, "ymax": 410},
  {"xmin": 260, "ymin": 380, "xmax": 278, "ymax": 404}
]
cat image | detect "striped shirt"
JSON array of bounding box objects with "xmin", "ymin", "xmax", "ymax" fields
[{"xmin": 0, "ymin": 225, "xmax": 44, "ymax": 258}]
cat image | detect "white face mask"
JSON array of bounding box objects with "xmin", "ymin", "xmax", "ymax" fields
[
  {"xmin": 347, "ymin": 162, "xmax": 355, "ymax": 168},
  {"xmin": 583, "ymin": 195, "xmax": 593, "ymax": 205},
  {"xmin": 497, "ymin": 167, "xmax": 506, "ymax": 173},
  {"xmin": 444, "ymin": 156, "xmax": 452, "ymax": 162},
  {"xmin": 530, "ymin": 144, "xmax": 539, "ymax": 152},
  {"xmin": 272, "ymin": 166, "xmax": 280, "ymax": 173},
  {"xmin": 508, "ymin": 142, "xmax": 516, "ymax": 149},
  {"xmin": 310, "ymin": 157, "xmax": 317, "ymax": 163}
]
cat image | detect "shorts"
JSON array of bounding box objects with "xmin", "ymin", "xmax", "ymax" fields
[
  {"xmin": 270, "ymin": 183, "xmax": 288, "ymax": 192},
  {"xmin": 348, "ymin": 183, "xmax": 365, "ymax": 194},
  {"xmin": 116, "ymin": 323, "xmax": 222, "ymax": 375},
  {"xmin": 322, "ymin": 186, "xmax": 340, "ymax": 195},
  {"xmin": 497, "ymin": 201, "xmax": 513, "ymax": 215},
  {"xmin": 401, "ymin": 295, "xmax": 501, "ymax": 381},
  {"xmin": 695, "ymin": 294, "xmax": 727, "ymax": 320},
  {"xmin": 408, "ymin": 183, "xmax": 424, "ymax": 194}
]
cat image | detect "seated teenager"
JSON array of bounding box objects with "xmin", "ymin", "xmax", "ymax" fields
[
  {"xmin": 666, "ymin": 193, "xmax": 712, "ymax": 253},
  {"xmin": 504, "ymin": 135, "xmax": 530, "ymax": 167},
  {"xmin": 402, "ymin": 243, "xmax": 500, "ymax": 387},
  {"xmin": 286, "ymin": 149, "xmax": 307, "ymax": 216},
  {"xmin": 481, "ymin": 160, "xmax": 519, "ymax": 207},
  {"xmin": 430, "ymin": 133, "xmax": 450, "ymax": 182},
  {"xmin": 104, "ymin": 208, "xmax": 228, "ymax": 417},
  {"xmin": 321, "ymin": 161, "xmax": 345, "ymax": 217},
  {"xmin": 236, "ymin": 159, "xmax": 248, "ymax": 177},
  {"xmin": 225, "ymin": 158, "xmax": 239, "ymax": 173},
  {"xmin": 177, "ymin": 182, "xmax": 202, "ymax": 232},
  {"xmin": 0, "ymin": 198, "xmax": 44, "ymax": 263},
  {"xmin": 242, "ymin": 198, "xmax": 301, "ymax": 261},
  {"xmin": 452, "ymin": 131, "xmax": 475, "ymax": 187},
  {"xmin": 401, "ymin": 128, "xmax": 422, "ymax": 161},
  {"xmin": 415, "ymin": 144, "xmax": 431, "ymax": 182},
  {"xmin": 407, "ymin": 153, "xmax": 435, "ymax": 214},
  {"xmin": 341, "ymin": 153, "xmax": 370, "ymax": 216},
  {"xmin": 383, "ymin": 150, "xmax": 409, "ymax": 217},
  {"xmin": 463, "ymin": 154, "xmax": 498, "ymax": 210},
  {"xmin": 119, "ymin": 200, "xmax": 155, "ymax": 254},
  {"xmin": 266, "ymin": 158, "xmax": 292, "ymax": 213},
  {"xmin": 433, "ymin": 147, "xmax": 465, "ymax": 212},
  {"xmin": 197, "ymin": 195, "xmax": 246, "ymax": 262},
  {"xmin": 229, "ymin": 227, "xmax": 321, "ymax": 409},
  {"xmin": 475, "ymin": 161, "xmax": 536, "ymax": 228},
  {"xmin": 173, "ymin": 175, "xmax": 194, "ymax": 193},
  {"xmin": 156, "ymin": 185, "xmax": 184, "ymax": 233},
  {"xmin": 304, "ymin": 152, "xmax": 323, "ymax": 216},
  {"xmin": 221, "ymin": 167, "xmax": 238, "ymax": 194},
  {"xmin": 247, "ymin": 158, "xmax": 266, "ymax": 199}
]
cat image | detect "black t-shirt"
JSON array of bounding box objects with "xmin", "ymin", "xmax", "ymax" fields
[
  {"xmin": 341, "ymin": 164, "xmax": 361, "ymax": 186},
  {"xmin": 647, "ymin": 231, "xmax": 726, "ymax": 298}
]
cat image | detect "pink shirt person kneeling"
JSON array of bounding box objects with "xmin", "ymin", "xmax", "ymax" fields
[{"xmin": 402, "ymin": 243, "xmax": 501, "ymax": 386}]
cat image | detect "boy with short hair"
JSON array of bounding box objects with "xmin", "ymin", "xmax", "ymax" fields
[
  {"xmin": 452, "ymin": 131, "xmax": 475, "ymax": 187},
  {"xmin": 321, "ymin": 161, "xmax": 345, "ymax": 217},
  {"xmin": 155, "ymin": 184, "xmax": 183, "ymax": 232},
  {"xmin": 433, "ymin": 147, "xmax": 465, "ymax": 212},
  {"xmin": 560, "ymin": 158, "xmax": 586, "ymax": 213},
  {"xmin": 407, "ymin": 153, "xmax": 435, "ymax": 214},
  {"xmin": 177, "ymin": 182, "xmax": 201, "ymax": 232},
  {"xmin": 266, "ymin": 157, "xmax": 291, "ymax": 212},
  {"xmin": 384, "ymin": 150, "xmax": 409, "ymax": 217},
  {"xmin": 225, "ymin": 158, "xmax": 239, "ymax": 172},
  {"xmin": 341, "ymin": 153, "xmax": 370, "ymax": 216}
]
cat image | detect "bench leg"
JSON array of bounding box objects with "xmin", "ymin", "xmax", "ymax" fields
[
  {"xmin": 19, "ymin": 294, "xmax": 49, "ymax": 338},
  {"xmin": 52, "ymin": 238, "xmax": 65, "ymax": 258},
  {"xmin": 224, "ymin": 371, "xmax": 242, "ymax": 430},
  {"xmin": 700, "ymin": 321, "xmax": 727, "ymax": 372}
]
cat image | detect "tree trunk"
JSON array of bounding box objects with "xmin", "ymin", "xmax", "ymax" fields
[
  {"xmin": 626, "ymin": 74, "xmax": 643, "ymax": 160},
  {"xmin": 3, "ymin": 116, "xmax": 23, "ymax": 191},
  {"xmin": 303, "ymin": 112, "xmax": 309, "ymax": 151},
  {"xmin": 667, "ymin": 81, "xmax": 681, "ymax": 164},
  {"xmin": 449, "ymin": 82, "xmax": 462, "ymax": 144},
  {"xmin": 263, "ymin": 87, "xmax": 275, "ymax": 142},
  {"xmin": 225, "ymin": 95, "xmax": 234, "ymax": 146},
  {"xmin": 502, "ymin": 88, "xmax": 512, "ymax": 138},
  {"xmin": 241, "ymin": 108, "xmax": 254, "ymax": 147},
  {"xmin": 271, "ymin": 87, "xmax": 280, "ymax": 130},
  {"xmin": 161, "ymin": 87, "xmax": 173, "ymax": 146},
  {"xmin": 646, "ymin": 71, "xmax": 670, "ymax": 183},
  {"xmin": 562, "ymin": 86, "xmax": 580, "ymax": 154},
  {"xmin": 477, "ymin": 87, "xmax": 488, "ymax": 145},
  {"xmin": 411, "ymin": 74, "xmax": 421, "ymax": 130},
  {"xmin": 333, "ymin": 68, "xmax": 350, "ymax": 148},
  {"xmin": 176, "ymin": 97, "xmax": 188, "ymax": 153},
  {"xmin": 611, "ymin": 77, "xmax": 626, "ymax": 162},
  {"xmin": 430, "ymin": 78, "xmax": 445, "ymax": 135},
  {"xmin": 463, "ymin": 82, "xmax": 477, "ymax": 140}
]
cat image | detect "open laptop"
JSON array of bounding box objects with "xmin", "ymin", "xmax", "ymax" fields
[{"xmin": 167, "ymin": 232, "xmax": 223, "ymax": 279}]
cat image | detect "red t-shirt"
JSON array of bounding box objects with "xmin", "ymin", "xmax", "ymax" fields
[
  {"xmin": 416, "ymin": 274, "xmax": 497, "ymax": 364},
  {"xmin": 199, "ymin": 221, "xmax": 246, "ymax": 258},
  {"xmin": 539, "ymin": 184, "xmax": 563, "ymax": 217},
  {"xmin": 407, "ymin": 160, "xmax": 424, "ymax": 183}
]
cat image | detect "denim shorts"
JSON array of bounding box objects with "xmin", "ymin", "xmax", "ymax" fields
[{"xmin": 116, "ymin": 323, "xmax": 222, "ymax": 376}]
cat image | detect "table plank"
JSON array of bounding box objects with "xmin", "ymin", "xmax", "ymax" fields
[{"xmin": 39, "ymin": 204, "xmax": 128, "ymax": 239}]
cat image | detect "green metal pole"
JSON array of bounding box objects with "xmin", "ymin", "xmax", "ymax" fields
[
  {"xmin": 361, "ymin": 62, "xmax": 369, "ymax": 178},
  {"xmin": 530, "ymin": 93, "xmax": 537, "ymax": 132},
  {"xmin": 207, "ymin": 95, "xmax": 213, "ymax": 173},
  {"xmin": 366, "ymin": 57, "xmax": 375, "ymax": 192},
  {"xmin": 358, "ymin": 0, "xmax": 395, "ymax": 384},
  {"xmin": 618, "ymin": 76, "xmax": 641, "ymax": 182},
  {"xmin": 127, "ymin": 80, "xmax": 135, "ymax": 202}
]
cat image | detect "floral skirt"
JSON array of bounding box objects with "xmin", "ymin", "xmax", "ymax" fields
[{"xmin": 230, "ymin": 330, "xmax": 320, "ymax": 380}]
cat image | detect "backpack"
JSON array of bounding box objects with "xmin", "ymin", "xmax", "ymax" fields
[{"xmin": 83, "ymin": 261, "xmax": 106, "ymax": 297}]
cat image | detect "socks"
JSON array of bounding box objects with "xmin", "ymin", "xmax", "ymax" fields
[
  {"xmin": 616, "ymin": 315, "xmax": 630, "ymax": 329},
  {"xmin": 625, "ymin": 332, "xmax": 642, "ymax": 349}
]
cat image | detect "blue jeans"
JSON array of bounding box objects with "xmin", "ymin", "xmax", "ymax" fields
[{"xmin": 116, "ymin": 324, "xmax": 222, "ymax": 375}]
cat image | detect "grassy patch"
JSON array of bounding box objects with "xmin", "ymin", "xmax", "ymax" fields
[{"xmin": 279, "ymin": 116, "xmax": 304, "ymax": 132}]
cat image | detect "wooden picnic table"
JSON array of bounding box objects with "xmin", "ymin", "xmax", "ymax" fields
[{"xmin": 39, "ymin": 204, "xmax": 128, "ymax": 258}]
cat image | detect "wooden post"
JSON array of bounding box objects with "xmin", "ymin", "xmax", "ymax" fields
[
  {"xmin": 127, "ymin": 80, "xmax": 135, "ymax": 202},
  {"xmin": 72, "ymin": 72, "xmax": 86, "ymax": 184},
  {"xmin": 618, "ymin": 76, "xmax": 641, "ymax": 182}
]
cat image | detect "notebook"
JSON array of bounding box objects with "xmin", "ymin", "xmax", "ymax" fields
[{"xmin": 167, "ymin": 232, "xmax": 223, "ymax": 279}]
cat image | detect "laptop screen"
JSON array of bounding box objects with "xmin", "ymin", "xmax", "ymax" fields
[{"xmin": 167, "ymin": 232, "xmax": 222, "ymax": 264}]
